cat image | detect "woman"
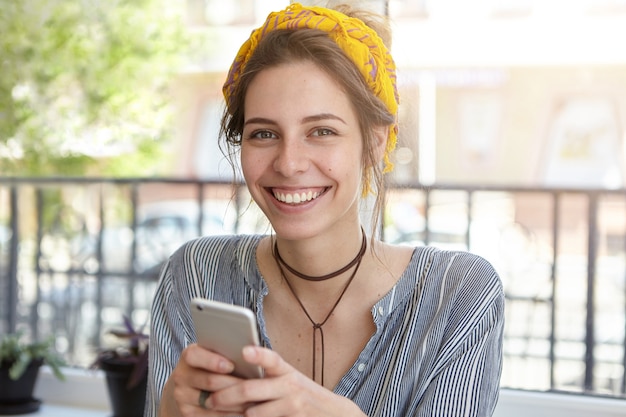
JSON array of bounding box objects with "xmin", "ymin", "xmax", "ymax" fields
[{"xmin": 146, "ymin": 3, "xmax": 504, "ymax": 417}]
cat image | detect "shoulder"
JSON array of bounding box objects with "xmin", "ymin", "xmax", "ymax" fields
[
  {"xmin": 172, "ymin": 234, "xmax": 263, "ymax": 265},
  {"xmin": 401, "ymin": 247, "xmax": 504, "ymax": 347},
  {"xmin": 405, "ymin": 246, "xmax": 504, "ymax": 317},
  {"xmin": 165, "ymin": 234, "xmax": 265, "ymax": 295},
  {"xmin": 416, "ymin": 246, "xmax": 501, "ymax": 290}
]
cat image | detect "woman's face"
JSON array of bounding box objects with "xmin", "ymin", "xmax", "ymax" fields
[{"xmin": 240, "ymin": 61, "xmax": 365, "ymax": 241}]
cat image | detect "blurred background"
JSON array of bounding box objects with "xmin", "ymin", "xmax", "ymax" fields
[{"xmin": 2, "ymin": 0, "xmax": 626, "ymax": 400}]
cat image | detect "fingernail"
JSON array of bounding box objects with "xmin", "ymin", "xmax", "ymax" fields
[
  {"xmin": 219, "ymin": 359, "xmax": 234, "ymax": 372},
  {"xmin": 243, "ymin": 346, "xmax": 256, "ymax": 358}
]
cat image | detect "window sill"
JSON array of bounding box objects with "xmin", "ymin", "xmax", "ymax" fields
[
  {"xmin": 26, "ymin": 367, "xmax": 626, "ymax": 417},
  {"xmin": 0, "ymin": 404, "xmax": 108, "ymax": 417},
  {"xmin": 34, "ymin": 366, "xmax": 110, "ymax": 411}
]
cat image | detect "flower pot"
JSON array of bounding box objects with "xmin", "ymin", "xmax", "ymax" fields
[
  {"xmin": 100, "ymin": 358, "xmax": 147, "ymax": 417},
  {"xmin": 0, "ymin": 359, "xmax": 43, "ymax": 415}
]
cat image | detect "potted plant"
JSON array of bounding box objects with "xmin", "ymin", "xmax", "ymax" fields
[
  {"xmin": 0, "ymin": 332, "xmax": 65, "ymax": 415},
  {"xmin": 92, "ymin": 316, "xmax": 149, "ymax": 417}
]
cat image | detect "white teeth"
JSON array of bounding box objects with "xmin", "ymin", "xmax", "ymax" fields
[{"xmin": 274, "ymin": 190, "xmax": 321, "ymax": 204}]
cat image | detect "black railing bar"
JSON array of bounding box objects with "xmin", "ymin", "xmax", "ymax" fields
[
  {"xmin": 584, "ymin": 192, "xmax": 599, "ymax": 391},
  {"xmin": 128, "ymin": 182, "xmax": 140, "ymax": 317},
  {"xmin": 391, "ymin": 181, "xmax": 626, "ymax": 195},
  {"xmin": 94, "ymin": 185, "xmax": 105, "ymax": 346},
  {"xmin": 503, "ymin": 294, "xmax": 552, "ymax": 303},
  {"xmin": 0, "ymin": 177, "xmax": 234, "ymax": 186},
  {"xmin": 197, "ymin": 183, "xmax": 205, "ymax": 237},
  {"xmin": 546, "ymin": 389, "xmax": 626, "ymax": 399},
  {"xmin": 623, "ymin": 197, "xmax": 626, "ymax": 395},
  {"xmin": 5, "ymin": 176, "xmax": 626, "ymax": 196},
  {"xmin": 504, "ymin": 335, "xmax": 623, "ymax": 346},
  {"xmin": 32, "ymin": 188, "xmax": 45, "ymax": 341},
  {"xmin": 34, "ymin": 268, "xmax": 161, "ymax": 280},
  {"xmin": 7, "ymin": 186, "xmax": 19, "ymax": 333},
  {"xmin": 501, "ymin": 352, "xmax": 583, "ymax": 361},
  {"xmin": 423, "ymin": 188, "xmax": 431, "ymax": 245},
  {"xmin": 501, "ymin": 353, "xmax": 626, "ymax": 368},
  {"xmin": 6, "ymin": 176, "xmax": 626, "ymax": 195},
  {"xmin": 465, "ymin": 190, "xmax": 472, "ymax": 250},
  {"xmin": 550, "ymin": 191, "xmax": 560, "ymax": 389}
]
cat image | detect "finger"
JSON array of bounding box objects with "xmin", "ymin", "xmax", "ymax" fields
[
  {"xmin": 242, "ymin": 346, "xmax": 292, "ymax": 377},
  {"xmin": 183, "ymin": 344, "xmax": 235, "ymax": 374},
  {"xmin": 198, "ymin": 389, "xmax": 212, "ymax": 410},
  {"xmin": 171, "ymin": 362, "xmax": 242, "ymax": 397},
  {"xmin": 174, "ymin": 385, "xmax": 248, "ymax": 416},
  {"xmin": 216, "ymin": 375, "xmax": 317, "ymax": 416}
]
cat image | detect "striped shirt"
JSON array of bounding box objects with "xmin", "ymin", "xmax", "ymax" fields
[{"xmin": 146, "ymin": 234, "xmax": 504, "ymax": 417}]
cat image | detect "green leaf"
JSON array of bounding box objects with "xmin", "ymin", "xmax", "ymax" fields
[
  {"xmin": 0, "ymin": 0, "xmax": 189, "ymax": 176},
  {"xmin": 9, "ymin": 351, "xmax": 33, "ymax": 380}
]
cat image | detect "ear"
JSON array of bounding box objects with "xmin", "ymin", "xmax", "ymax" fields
[{"xmin": 371, "ymin": 125, "xmax": 389, "ymax": 165}]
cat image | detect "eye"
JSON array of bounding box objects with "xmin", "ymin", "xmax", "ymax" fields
[
  {"xmin": 248, "ymin": 130, "xmax": 277, "ymax": 140},
  {"xmin": 311, "ymin": 128, "xmax": 336, "ymax": 137}
]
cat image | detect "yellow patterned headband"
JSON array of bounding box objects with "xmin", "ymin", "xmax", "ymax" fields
[{"xmin": 223, "ymin": 2, "xmax": 399, "ymax": 173}]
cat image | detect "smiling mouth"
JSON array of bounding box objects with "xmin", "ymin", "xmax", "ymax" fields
[{"xmin": 271, "ymin": 188, "xmax": 328, "ymax": 204}]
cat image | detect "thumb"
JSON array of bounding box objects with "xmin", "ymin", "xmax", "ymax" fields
[{"xmin": 243, "ymin": 346, "xmax": 292, "ymax": 377}]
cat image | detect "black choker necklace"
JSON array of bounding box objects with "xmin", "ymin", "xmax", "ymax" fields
[{"xmin": 273, "ymin": 229, "xmax": 367, "ymax": 282}]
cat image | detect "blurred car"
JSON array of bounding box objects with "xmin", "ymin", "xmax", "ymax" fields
[{"xmin": 71, "ymin": 200, "xmax": 236, "ymax": 277}]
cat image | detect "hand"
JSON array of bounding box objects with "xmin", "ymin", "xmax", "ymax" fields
[
  {"xmin": 162, "ymin": 343, "xmax": 249, "ymax": 416},
  {"xmin": 205, "ymin": 346, "xmax": 366, "ymax": 417}
]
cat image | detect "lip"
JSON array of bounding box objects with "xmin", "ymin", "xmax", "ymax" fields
[{"xmin": 267, "ymin": 186, "xmax": 329, "ymax": 206}]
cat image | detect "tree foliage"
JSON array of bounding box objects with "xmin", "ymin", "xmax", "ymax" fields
[{"xmin": 0, "ymin": 0, "xmax": 187, "ymax": 176}]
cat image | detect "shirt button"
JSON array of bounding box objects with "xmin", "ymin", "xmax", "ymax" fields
[
  {"xmin": 357, "ymin": 363, "xmax": 366, "ymax": 372},
  {"xmin": 378, "ymin": 306, "xmax": 385, "ymax": 316}
]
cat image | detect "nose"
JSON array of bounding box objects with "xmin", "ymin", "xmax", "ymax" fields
[{"xmin": 273, "ymin": 138, "xmax": 309, "ymax": 176}]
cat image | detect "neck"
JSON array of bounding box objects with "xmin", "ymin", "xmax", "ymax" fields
[
  {"xmin": 273, "ymin": 226, "xmax": 366, "ymax": 281},
  {"xmin": 274, "ymin": 229, "xmax": 366, "ymax": 282}
]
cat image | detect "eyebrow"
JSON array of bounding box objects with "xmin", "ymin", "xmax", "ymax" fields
[
  {"xmin": 244, "ymin": 117, "xmax": 276, "ymax": 127},
  {"xmin": 302, "ymin": 113, "xmax": 346, "ymax": 125},
  {"xmin": 244, "ymin": 113, "xmax": 347, "ymax": 126}
]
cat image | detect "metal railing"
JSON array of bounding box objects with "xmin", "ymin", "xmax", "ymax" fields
[{"xmin": 1, "ymin": 177, "xmax": 625, "ymax": 398}]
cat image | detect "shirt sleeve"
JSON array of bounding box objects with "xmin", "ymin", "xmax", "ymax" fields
[
  {"xmin": 143, "ymin": 235, "xmax": 254, "ymax": 417},
  {"xmin": 416, "ymin": 265, "xmax": 505, "ymax": 417},
  {"xmin": 144, "ymin": 258, "xmax": 189, "ymax": 417}
]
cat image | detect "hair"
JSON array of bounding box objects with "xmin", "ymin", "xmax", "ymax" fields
[{"xmin": 218, "ymin": 4, "xmax": 396, "ymax": 237}]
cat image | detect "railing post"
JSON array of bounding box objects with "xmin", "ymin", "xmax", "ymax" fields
[
  {"xmin": 32, "ymin": 188, "xmax": 45, "ymax": 340},
  {"xmin": 465, "ymin": 190, "xmax": 473, "ymax": 250},
  {"xmin": 623, "ymin": 194, "xmax": 626, "ymax": 395},
  {"xmin": 197, "ymin": 181, "xmax": 205, "ymax": 236},
  {"xmin": 549, "ymin": 192, "xmax": 560, "ymax": 389},
  {"xmin": 423, "ymin": 188, "xmax": 431, "ymax": 245},
  {"xmin": 94, "ymin": 184, "xmax": 105, "ymax": 346},
  {"xmin": 6, "ymin": 186, "xmax": 19, "ymax": 334},
  {"xmin": 584, "ymin": 192, "xmax": 598, "ymax": 391},
  {"xmin": 128, "ymin": 182, "xmax": 139, "ymax": 316}
]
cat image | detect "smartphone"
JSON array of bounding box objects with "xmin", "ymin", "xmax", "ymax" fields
[{"xmin": 190, "ymin": 297, "xmax": 263, "ymax": 379}]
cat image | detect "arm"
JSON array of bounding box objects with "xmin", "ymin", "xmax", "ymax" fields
[
  {"xmin": 145, "ymin": 259, "xmax": 189, "ymax": 417},
  {"xmin": 417, "ymin": 284, "xmax": 504, "ymax": 417},
  {"xmin": 146, "ymin": 259, "xmax": 244, "ymax": 417}
]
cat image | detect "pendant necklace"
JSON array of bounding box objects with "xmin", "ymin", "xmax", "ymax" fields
[{"xmin": 272, "ymin": 230, "xmax": 367, "ymax": 386}]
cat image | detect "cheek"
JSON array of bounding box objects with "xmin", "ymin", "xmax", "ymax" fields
[{"xmin": 240, "ymin": 149, "xmax": 259, "ymax": 182}]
